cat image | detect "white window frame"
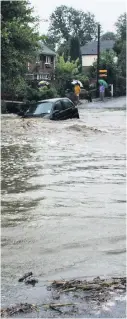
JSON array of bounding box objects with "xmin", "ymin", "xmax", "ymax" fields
[{"xmin": 45, "ymin": 56, "xmax": 51, "ymax": 64}]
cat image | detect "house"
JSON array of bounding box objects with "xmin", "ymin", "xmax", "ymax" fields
[
  {"xmin": 26, "ymin": 43, "xmax": 56, "ymax": 81},
  {"xmin": 81, "ymin": 40, "xmax": 115, "ymax": 71}
]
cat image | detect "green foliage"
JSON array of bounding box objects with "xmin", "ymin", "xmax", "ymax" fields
[
  {"xmin": 114, "ymin": 13, "xmax": 126, "ymax": 56},
  {"xmin": 65, "ymin": 11, "xmax": 126, "ymax": 98},
  {"xmin": 40, "ymin": 34, "xmax": 56, "ymax": 50},
  {"xmin": 88, "ymin": 50, "xmax": 117, "ymax": 82},
  {"xmin": 55, "ymin": 55, "xmax": 79, "ymax": 96},
  {"xmin": 113, "ymin": 76, "xmax": 126, "ymax": 96},
  {"xmin": 55, "ymin": 55, "xmax": 79, "ymax": 76},
  {"xmin": 38, "ymin": 87, "xmax": 58, "ymax": 100},
  {"xmin": 115, "ymin": 13, "xmax": 126, "ymax": 40},
  {"xmin": 88, "ymin": 47, "xmax": 126, "ymax": 96},
  {"xmin": 113, "ymin": 12, "xmax": 126, "ymax": 95},
  {"xmin": 1, "ymin": 0, "xmax": 39, "ymax": 96},
  {"xmin": 117, "ymin": 42, "xmax": 126, "ymax": 77},
  {"xmin": 20, "ymin": 86, "xmax": 58, "ymax": 102},
  {"xmin": 101, "ymin": 32, "xmax": 116, "ymax": 41},
  {"xmin": 48, "ymin": 5, "xmax": 98, "ymax": 46},
  {"xmin": 57, "ymin": 41, "xmax": 70, "ymax": 61},
  {"xmin": 70, "ymin": 36, "xmax": 82, "ymax": 68}
]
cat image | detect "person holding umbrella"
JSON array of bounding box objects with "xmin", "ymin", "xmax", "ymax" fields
[
  {"xmin": 74, "ymin": 83, "xmax": 81, "ymax": 104},
  {"xmin": 98, "ymin": 79, "xmax": 108, "ymax": 101},
  {"xmin": 71, "ymin": 81, "xmax": 81, "ymax": 105},
  {"xmin": 99, "ymin": 84, "xmax": 105, "ymax": 101}
]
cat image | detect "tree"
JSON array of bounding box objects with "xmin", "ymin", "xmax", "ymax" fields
[
  {"xmin": 114, "ymin": 13, "xmax": 126, "ymax": 55},
  {"xmin": 55, "ymin": 55, "xmax": 79, "ymax": 96},
  {"xmin": 40, "ymin": 34, "xmax": 56, "ymax": 50},
  {"xmin": 57, "ymin": 41, "xmax": 70, "ymax": 61},
  {"xmin": 48, "ymin": 5, "xmax": 98, "ymax": 46},
  {"xmin": 88, "ymin": 50, "xmax": 126, "ymax": 96},
  {"xmin": 57, "ymin": 36, "xmax": 82, "ymax": 64},
  {"xmin": 55, "ymin": 55, "xmax": 79, "ymax": 75},
  {"xmin": 1, "ymin": 0, "xmax": 39, "ymax": 97},
  {"xmin": 117, "ymin": 41, "xmax": 126, "ymax": 78},
  {"xmin": 113, "ymin": 13, "xmax": 126, "ymax": 83},
  {"xmin": 88, "ymin": 13, "xmax": 126, "ymax": 97},
  {"xmin": 115, "ymin": 13, "xmax": 126, "ymax": 40},
  {"xmin": 89, "ymin": 50, "xmax": 117, "ymax": 83},
  {"xmin": 101, "ymin": 32, "xmax": 116, "ymax": 41},
  {"xmin": 70, "ymin": 36, "xmax": 81, "ymax": 61},
  {"xmin": 69, "ymin": 36, "xmax": 82, "ymax": 72}
]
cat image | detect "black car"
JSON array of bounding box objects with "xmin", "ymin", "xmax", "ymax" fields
[{"xmin": 21, "ymin": 98, "xmax": 79, "ymax": 120}]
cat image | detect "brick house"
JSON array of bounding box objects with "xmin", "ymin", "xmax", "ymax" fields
[{"xmin": 26, "ymin": 42, "xmax": 56, "ymax": 82}]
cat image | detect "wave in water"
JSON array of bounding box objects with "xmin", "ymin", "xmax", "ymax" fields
[{"xmin": 66, "ymin": 124, "xmax": 106, "ymax": 133}]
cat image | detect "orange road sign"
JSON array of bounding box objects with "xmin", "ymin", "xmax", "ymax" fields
[
  {"xmin": 99, "ymin": 70, "xmax": 107, "ymax": 73},
  {"xmin": 99, "ymin": 74, "xmax": 107, "ymax": 77}
]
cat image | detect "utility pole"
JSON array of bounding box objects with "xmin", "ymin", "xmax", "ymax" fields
[{"xmin": 96, "ymin": 24, "xmax": 100, "ymax": 98}]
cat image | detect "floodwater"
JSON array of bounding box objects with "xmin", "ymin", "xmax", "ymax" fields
[{"xmin": 1, "ymin": 97, "xmax": 126, "ymax": 307}]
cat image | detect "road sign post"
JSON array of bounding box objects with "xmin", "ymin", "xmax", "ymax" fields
[
  {"xmin": 99, "ymin": 70, "xmax": 107, "ymax": 78},
  {"xmin": 96, "ymin": 24, "xmax": 100, "ymax": 98}
]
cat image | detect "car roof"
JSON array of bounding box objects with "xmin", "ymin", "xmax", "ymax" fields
[{"xmin": 38, "ymin": 98, "xmax": 71, "ymax": 103}]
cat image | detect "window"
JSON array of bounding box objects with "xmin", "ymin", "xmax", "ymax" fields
[
  {"xmin": 26, "ymin": 102, "xmax": 53, "ymax": 115},
  {"xmin": 53, "ymin": 101, "xmax": 63, "ymax": 111},
  {"xmin": 41, "ymin": 73, "xmax": 48, "ymax": 79},
  {"xmin": 40, "ymin": 54, "xmax": 44, "ymax": 61},
  {"xmin": 28, "ymin": 62, "xmax": 30, "ymax": 71},
  {"xmin": 62, "ymin": 99, "xmax": 74, "ymax": 109},
  {"xmin": 45, "ymin": 56, "xmax": 51, "ymax": 63},
  {"xmin": 51, "ymin": 56, "xmax": 54, "ymax": 63}
]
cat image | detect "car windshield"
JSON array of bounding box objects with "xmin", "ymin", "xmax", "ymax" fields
[{"xmin": 26, "ymin": 102, "xmax": 53, "ymax": 115}]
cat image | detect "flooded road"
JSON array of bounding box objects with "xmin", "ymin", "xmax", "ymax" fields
[{"xmin": 1, "ymin": 97, "xmax": 126, "ymax": 307}]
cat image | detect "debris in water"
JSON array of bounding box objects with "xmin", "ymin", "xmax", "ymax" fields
[
  {"xmin": 50, "ymin": 277, "xmax": 126, "ymax": 293},
  {"xmin": 18, "ymin": 272, "xmax": 33, "ymax": 282},
  {"xmin": 1, "ymin": 277, "xmax": 126, "ymax": 317},
  {"xmin": 25, "ymin": 277, "xmax": 38, "ymax": 286},
  {"xmin": 1, "ymin": 303, "xmax": 37, "ymax": 317},
  {"xmin": 18, "ymin": 272, "xmax": 38, "ymax": 286},
  {"xmin": 43, "ymin": 302, "xmax": 76, "ymax": 308}
]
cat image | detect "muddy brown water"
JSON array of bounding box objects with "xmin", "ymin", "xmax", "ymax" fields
[{"xmin": 1, "ymin": 97, "xmax": 126, "ymax": 307}]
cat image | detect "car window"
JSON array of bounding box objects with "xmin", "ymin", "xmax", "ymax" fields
[
  {"xmin": 53, "ymin": 101, "xmax": 63, "ymax": 111},
  {"xmin": 26, "ymin": 102, "xmax": 53, "ymax": 115},
  {"xmin": 62, "ymin": 99, "xmax": 74, "ymax": 109}
]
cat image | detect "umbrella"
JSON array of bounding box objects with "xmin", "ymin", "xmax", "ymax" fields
[
  {"xmin": 39, "ymin": 81, "xmax": 49, "ymax": 86},
  {"xmin": 71, "ymin": 80, "xmax": 83, "ymax": 88},
  {"xmin": 98, "ymin": 79, "xmax": 108, "ymax": 88}
]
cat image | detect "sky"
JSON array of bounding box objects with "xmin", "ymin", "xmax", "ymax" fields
[{"xmin": 31, "ymin": 0, "xmax": 126, "ymax": 35}]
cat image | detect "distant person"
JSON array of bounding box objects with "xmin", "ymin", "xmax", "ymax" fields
[
  {"xmin": 74, "ymin": 83, "xmax": 81, "ymax": 104},
  {"xmin": 99, "ymin": 85, "xmax": 105, "ymax": 101}
]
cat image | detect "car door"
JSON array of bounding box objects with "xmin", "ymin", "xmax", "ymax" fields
[
  {"xmin": 61, "ymin": 99, "xmax": 74, "ymax": 119},
  {"xmin": 52, "ymin": 100, "xmax": 65, "ymax": 120}
]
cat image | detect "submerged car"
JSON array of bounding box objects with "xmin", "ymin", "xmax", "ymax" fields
[{"xmin": 20, "ymin": 98, "xmax": 79, "ymax": 120}]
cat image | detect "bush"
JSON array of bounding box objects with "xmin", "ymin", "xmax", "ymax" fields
[
  {"xmin": 22, "ymin": 86, "xmax": 58, "ymax": 103},
  {"xmin": 38, "ymin": 87, "xmax": 58, "ymax": 100},
  {"xmin": 114, "ymin": 76, "xmax": 126, "ymax": 96}
]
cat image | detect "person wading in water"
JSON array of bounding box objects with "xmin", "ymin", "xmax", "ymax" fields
[
  {"xmin": 74, "ymin": 83, "xmax": 81, "ymax": 105},
  {"xmin": 99, "ymin": 84, "xmax": 105, "ymax": 101}
]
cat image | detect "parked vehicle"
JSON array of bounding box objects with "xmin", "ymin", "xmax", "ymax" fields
[
  {"xmin": 80, "ymin": 89, "xmax": 92, "ymax": 102},
  {"xmin": 19, "ymin": 98, "xmax": 79, "ymax": 120}
]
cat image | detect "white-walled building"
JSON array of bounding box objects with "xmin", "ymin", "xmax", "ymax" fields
[{"xmin": 81, "ymin": 40, "xmax": 115, "ymax": 71}]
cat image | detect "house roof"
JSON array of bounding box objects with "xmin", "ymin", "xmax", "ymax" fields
[
  {"xmin": 38, "ymin": 42, "xmax": 56, "ymax": 56},
  {"xmin": 81, "ymin": 40, "xmax": 115, "ymax": 55}
]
